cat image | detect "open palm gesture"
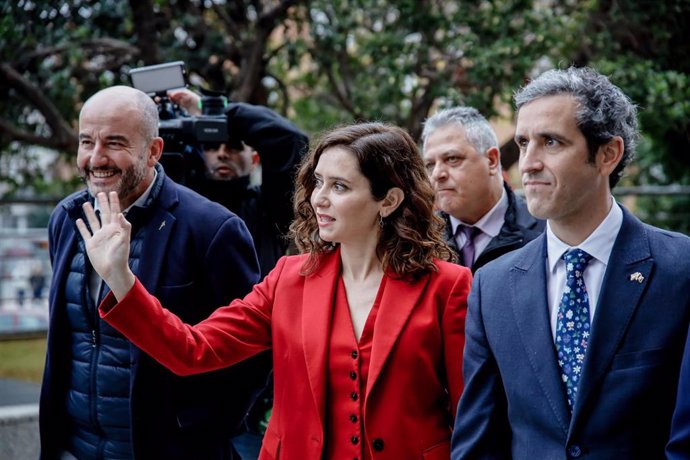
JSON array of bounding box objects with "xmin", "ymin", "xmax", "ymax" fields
[{"xmin": 76, "ymin": 191, "xmax": 135, "ymax": 300}]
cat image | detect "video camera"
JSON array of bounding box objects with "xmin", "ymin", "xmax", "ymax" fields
[{"xmin": 129, "ymin": 61, "xmax": 229, "ymax": 185}]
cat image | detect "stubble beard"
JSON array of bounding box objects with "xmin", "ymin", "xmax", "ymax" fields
[{"xmin": 80, "ymin": 160, "xmax": 148, "ymax": 205}]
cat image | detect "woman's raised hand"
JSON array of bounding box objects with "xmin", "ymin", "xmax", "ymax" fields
[{"xmin": 76, "ymin": 191, "xmax": 136, "ymax": 300}]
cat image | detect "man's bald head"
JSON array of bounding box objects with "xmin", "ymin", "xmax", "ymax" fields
[{"xmin": 81, "ymin": 86, "xmax": 159, "ymax": 144}]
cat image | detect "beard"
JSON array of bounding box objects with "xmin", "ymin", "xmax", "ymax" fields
[{"xmin": 79, "ymin": 160, "xmax": 148, "ymax": 204}]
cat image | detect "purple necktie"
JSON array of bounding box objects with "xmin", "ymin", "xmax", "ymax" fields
[{"xmin": 459, "ymin": 225, "xmax": 480, "ymax": 268}]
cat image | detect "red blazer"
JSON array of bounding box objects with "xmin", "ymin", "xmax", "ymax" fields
[{"xmin": 101, "ymin": 249, "xmax": 470, "ymax": 459}]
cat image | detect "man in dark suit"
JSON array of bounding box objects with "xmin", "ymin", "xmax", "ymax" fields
[
  {"xmin": 421, "ymin": 107, "xmax": 544, "ymax": 272},
  {"xmin": 668, "ymin": 325, "xmax": 690, "ymax": 458},
  {"xmin": 451, "ymin": 67, "xmax": 690, "ymax": 458},
  {"xmin": 40, "ymin": 86, "xmax": 269, "ymax": 459}
]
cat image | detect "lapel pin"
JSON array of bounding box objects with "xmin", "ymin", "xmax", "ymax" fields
[
  {"xmin": 629, "ymin": 272, "xmax": 644, "ymax": 283},
  {"xmin": 158, "ymin": 220, "xmax": 166, "ymax": 231}
]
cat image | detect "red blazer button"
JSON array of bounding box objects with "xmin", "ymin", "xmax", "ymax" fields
[{"xmin": 372, "ymin": 438, "xmax": 384, "ymax": 451}]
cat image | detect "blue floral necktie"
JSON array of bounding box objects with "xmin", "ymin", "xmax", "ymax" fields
[{"xmin": 555, "ymin": 248, "xmax": 593, "ymax": 411}]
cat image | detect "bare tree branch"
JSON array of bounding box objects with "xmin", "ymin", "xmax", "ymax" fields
[
  {"xmin": 129, "ymin": 0, "xmax": 160, "ymax": 64},
  {"xmin": 230, "ymin": 1, "xmax": 300, "ymax": 103},
  {"xmin": 18, "ymin": 38, "xmax": 138, "ymax": 71},
  {"xmin": 0, "ymin": 118, "xmax": 74, "ymax": 151},
  {"xmin": 324, "ymin": 66, "xmax": 363, "ymax": 119},
  {"xmin": 266, "ymin": 40, "xmax": 289, "ymax": 62},
  {"xmin": 232, "ymin": 27, "xmax": 272, "ymax": 102},
  {"xmin": 264, "ymin": 71, "xmax": 290, "ymax": 116},
  {"xmin": 212, "ymin": 3, "xmax": 243, "ymax": 41},
  {"xmin": 0, "ymin": 63, "xmax": 77, "ymax": 152},
  {"xmin": 407, "ymin": 84, "xmax": 437, "ymax": 140},
  {"xmin": 259, "ymin": 0, "xmax": 298, "ymax": 26}
]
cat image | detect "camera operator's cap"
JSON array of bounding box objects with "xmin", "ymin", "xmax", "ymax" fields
[
  {"xmin": 200, "ymin": 139, "xmax": 244, "ymax": 151},
  {"xmin": 226, "ymin": 138, "xmax": 244, "ymax": 151}
]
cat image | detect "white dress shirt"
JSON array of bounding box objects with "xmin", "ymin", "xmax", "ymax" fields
[
  {"xmin": 450, "ymin": 187, "xmax": 508, "ymax": 264},
  {"xmin": 546, "ymin": 197, "xmax": 623, "ymax": 339}
]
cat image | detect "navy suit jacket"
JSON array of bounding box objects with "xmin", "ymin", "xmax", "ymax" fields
[
  {"xmin": 452, "ymin": 206, "xmax": 690, "ymax": 459},
  {"xmin": 40, "ymin": 172, "xmax": 270, "ymax": 459},
  {"xmin": 668, "ymin": 322, "xmax": 690, "ymax": 459}
]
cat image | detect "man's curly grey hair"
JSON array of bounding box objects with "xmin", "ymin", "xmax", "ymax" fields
[{"xmin": 514, "ymin": 66, "xmax": 639, "ymax": 188}]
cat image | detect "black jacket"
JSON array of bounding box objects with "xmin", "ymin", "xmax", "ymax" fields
[
  {"xmin": 442, "ymin": 182, "xmax": 545, "ymax": 273},
  {"xmin": 193, "ymin": 102, "xmax": 308, "ymax": 277}
]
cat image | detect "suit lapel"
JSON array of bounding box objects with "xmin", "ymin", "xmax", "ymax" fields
[
  {"xmin": 571, "ymin": 209, "xmax": 653, "ymax": 426},
  {"xmin": 365, "ymin": 272, "xmax": 429, "ymax": 398},
  {"xmin": 441, "ymin": 212, "xmax": 460, "ymax": 256},
  {"xmin": 135, "ymin": 177, "xmax": 178, "ymax": 291},
  {"xmin": 510, "ymin": 235, "xmax": 571, "ymax": 434},
  {"xmin": 135, "ymin": 206, "xmax": 176, "ymax": 291},
  {"xmin": 302, "ymin": 249, "xmax": 340, "ymax": 430}
]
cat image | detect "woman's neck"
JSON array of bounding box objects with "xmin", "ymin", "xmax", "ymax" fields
[{"xmin": 339, "ymin": 241, "xmax": 383, "ymax": 282}]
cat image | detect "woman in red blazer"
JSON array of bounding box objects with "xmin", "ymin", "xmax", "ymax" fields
[{"xmin": 77, "ymin": 123, "xmax": 471, "ymax": 459}]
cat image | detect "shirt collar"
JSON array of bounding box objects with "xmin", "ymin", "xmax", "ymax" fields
[
  {"xmin": 93, "ymin": 168, "xmax": 158, "ymax": 215},
  {"xmin": 546, "ymin": 196, "xmax": 623, "ymax": 273},
  {"xmin": 449, "ymin": 187, "xmax": 508, "ymax": 237}
]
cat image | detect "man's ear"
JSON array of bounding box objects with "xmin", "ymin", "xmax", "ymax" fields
[
  {"xmin": 148, "ymin": 137, "xmax": 164, "ymax": 166},
  {"xmin": 598, "ymin": 136, "xmax": 624, "ymax": 176},
  {"xmin": 485, "ymin": 146, "xmax": 501, "ymax": 175},
  {"xmin": 380, "ymin": 187, "xmax": 404, "ymax": 218}
]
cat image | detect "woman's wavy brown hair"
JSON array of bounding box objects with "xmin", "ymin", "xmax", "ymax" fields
[{"xmin": 289, "ymin": 122, "xmax": 454, "ymax": 279}]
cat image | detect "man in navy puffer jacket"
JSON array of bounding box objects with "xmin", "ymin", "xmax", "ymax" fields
[{"xmin": 39, "ymin": 85, "xmax": 268, "ymax": 459}]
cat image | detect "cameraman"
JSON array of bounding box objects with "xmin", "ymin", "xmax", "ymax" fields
[{"xmin": 169, "ymin": 89, "xmax": 309, "ymax": 277}]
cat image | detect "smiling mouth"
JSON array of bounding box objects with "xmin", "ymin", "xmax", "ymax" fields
[{"xmin": 89, "ymin": 169, "xmax": 119, "ymax": 179}]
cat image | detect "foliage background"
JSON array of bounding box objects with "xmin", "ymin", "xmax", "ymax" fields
[{"xmin": 1, "ymin": 0, "xmax": 689, "ymax": 231}]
